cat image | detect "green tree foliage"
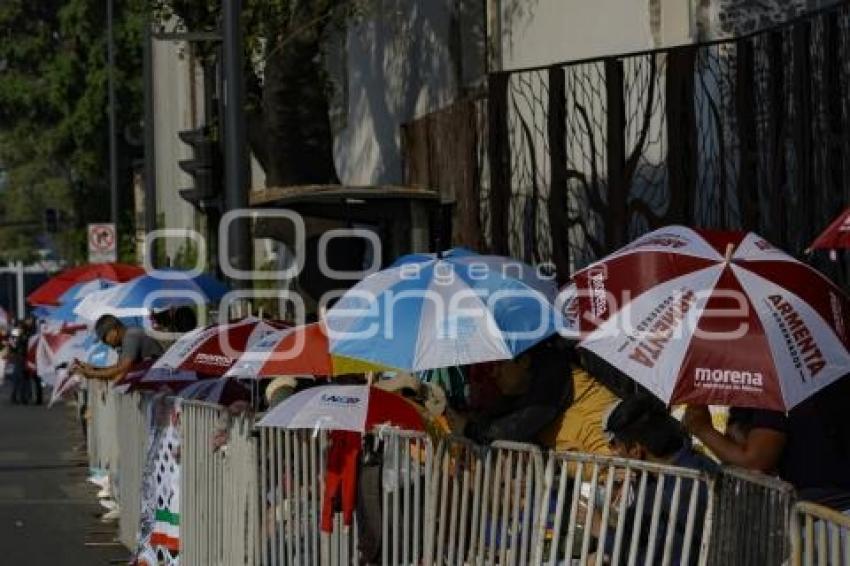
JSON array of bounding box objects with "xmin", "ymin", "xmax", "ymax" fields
[
  {"xmin": 0, "ymin": 0, "xmax": 146, "ymax": 263},
  {"xmin": 152, "ymin": 0, "xmax": 372, "ymax": 188}
]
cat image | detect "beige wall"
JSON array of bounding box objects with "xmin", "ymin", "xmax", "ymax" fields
[{"xmin": 151, "ymin": 35, "xmax": 203, "ymax": 263}]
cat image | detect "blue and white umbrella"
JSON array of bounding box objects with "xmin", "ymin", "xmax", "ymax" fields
[
  {"xmin": 325, "ymin": 248, "xmax": 563, "ymax": 372},
  {"xmin": 38, "ymin": 279, "xmax": 117, "ymax": 324},
  {"xmin": 73, "ymin": 272, "xmax": 228, "ymax": 321}
]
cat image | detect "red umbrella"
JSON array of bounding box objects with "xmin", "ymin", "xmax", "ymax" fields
[
  {"xmin": 226, "ymin": 322, "xmax": 332, "ymax": 378},
  {"xmin": 28, "ymin": 263, "xmax": 144, "ymax": 306},
  {"xmin": 561, "ymin": 226, "xmax": 850, "ymax": 411},
  {"xmin": 257, "ymin": 385, "xmax": 424, "ymax": 533},
  {"xmin": 808, "ymin": 206, "xmax": 850, "ymax": 254},
  {"xmin": 144, "ymin": 318, "xmax": 285, "ymax": 383}
]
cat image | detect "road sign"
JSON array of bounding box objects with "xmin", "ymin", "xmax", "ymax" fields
[{"xmin": 88, "ymin": 223, "xmax": 117, "ymax": 263}]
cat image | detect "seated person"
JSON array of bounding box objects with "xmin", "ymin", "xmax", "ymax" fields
[
  {"xmin": 591, "ymin": 396, "xmax": 717, "ymax": 565},
  {"xmin": 684, "ymin": 379, "xmax": 850, "ymax": 508},
  {"xmin": 541, "ymin": 359, "xmax": 619, "ymax": 456},
  {"xmin": 464, "ymin": 336, "xmax": 574, "ymax": 445}
]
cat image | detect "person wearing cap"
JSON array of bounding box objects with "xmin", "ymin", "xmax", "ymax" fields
[
  {"xmin": 588, "ymin": 396, "xmax": 716, "ymax": 565},
  {"xmin": 73, "ymin": 315, "xmax": 164, "ymax": 382}
]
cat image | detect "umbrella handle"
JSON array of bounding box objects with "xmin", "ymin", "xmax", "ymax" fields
[{"xmin": 724, "ymin": 243, "xmax": 734, "ymax": 262}]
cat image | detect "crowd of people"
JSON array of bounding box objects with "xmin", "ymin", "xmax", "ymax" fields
[
  {"xmin": 13, "ymin": 306, "xmax": 850, "ymax": 563},
  {"xmin": 1, "ymin": 317, "xmax": 40, "ymax": 405}
]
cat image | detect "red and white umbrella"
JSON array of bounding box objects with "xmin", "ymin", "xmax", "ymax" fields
[
  {"xmin": 256, "ymin": 384, "xmax": 424, "ymax": 433},
  {"xmin": 144, "ymin": 317, "xmax": 283, "ymax": 382},
  {"xmin": 808, "ymin": 206, "xmax": 850, "ymax": 255},
  {"xmin": 225, "ymin": 322, "xmax": 335, "ymax": 378},
  {"xmin": 48, "ymin": 366, "xmax": 82, "ymax": 408},
  {"xmin": 35, "ymin": 324, "xmax": 89, "ymax": 386},
  {"xmin": 561, "ymin": 226, "xmax": 850, "ymax": 411}
]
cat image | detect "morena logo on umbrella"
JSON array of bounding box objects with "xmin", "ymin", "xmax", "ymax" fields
[
  {"xmin": 320, "ymin": 394, "xmax": 361, "ymax": 406},
  {"xmin": 694, "ymin": 367, "xmax": 764, "ymax": 391},
  {"xmin": 193, "ymin": 352, "xmax": 234, "ymax": 367}
]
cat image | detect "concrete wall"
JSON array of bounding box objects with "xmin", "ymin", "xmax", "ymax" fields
[
  {"xmin": 498, "ymin": 0, "xmax": 698, "ymax": 70},
  {"xmin": 151, "ymin": 37, "xmax": 203, "ymax": 262},
  {"xmin": 330, "ymin": 0, "xmax": 483, "ymax": 185}
]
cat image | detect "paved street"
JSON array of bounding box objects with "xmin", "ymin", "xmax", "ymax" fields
[{"xmin": 0, "ymin": 382, "xmax": 127, "ymax": 565}]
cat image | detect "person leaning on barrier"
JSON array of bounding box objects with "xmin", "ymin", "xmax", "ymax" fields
[
  {"xmin": 588, "ymin": 396, "xmax": 717, "ymax": 565},
  {"xmin": 684, "ymin": 379, "xmax": 850, "ymax": 510},
  {"xmin": 72, "ymin": 315, "xmax": 164, "ymax": 382}
]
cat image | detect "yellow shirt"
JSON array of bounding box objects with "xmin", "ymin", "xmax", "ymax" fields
[{"xmin": 540, "ymin": 367, "xmax": 618, "ymax": 456}]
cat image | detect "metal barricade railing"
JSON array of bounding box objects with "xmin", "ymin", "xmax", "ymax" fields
[
  {"xmin": 114, "ymin": 390, "xmax": 150, "ymax": 550},
  {"xmin": 259, "ymin": 428, "xmax": 328, "ymax": 566},
  {"xmin": 378, "ymin": 429, "xmax": 433, "ymax": 566},
  {"xmin": 181, "ymin": 400, "xmax": 261, "ymax": 566},
  {"xmin": 533, "ymin": 451, "xmax": 715, "ymax": 566},
  {"xmin": 707, "ymin": 467, "xmax": 795, "ymax": 566},
  {"xmin": 427, "ymin": 438, "xmax": 544, "ymax": 566},
  {"xmin": 790, "ymin": 501, "xmax": 850, "ymax": 566}
]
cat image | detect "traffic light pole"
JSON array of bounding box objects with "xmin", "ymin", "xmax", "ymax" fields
[{"xmin": 223, "ymin": 0, "xmax": 251, "ymax": 285}]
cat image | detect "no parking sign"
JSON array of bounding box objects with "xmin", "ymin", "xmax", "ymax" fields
[{"xmin": 88, "ymin": 223, "xmax": 117, "ymax": 263}]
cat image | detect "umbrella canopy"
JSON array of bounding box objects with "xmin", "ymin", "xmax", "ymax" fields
[
  {"xmin": 224, "ymin": 322, "xmax": 380, "ymax": 378},
  {"xmin": 38, "ymin": 279, "xmax": 117, "ymax": 324},
  {"xmin": 35, "ymin": 324, "xmax": 89, "ymax": 386},
  {"xmin": 27, "ymin": 263, "xmax": 144, "ymax": 306},
  {"xmin": 73, "ymin": 272, "xmax": 228, "ymax": 320},
  {"xmin": 563, "ymin": 225, "xmax": 850, "ymax": 411},
  {"xmin": 324, "ymin": 248, "xmax": 562, "ymax": 372},
  {"xmin": 257, "ymin": 384, "xmax": 424, "ymax": 433},
  {"xmin": 809, "ymin": 206, "xmax": 850, "ymax": 252},
  {"xmin": 175, "ymin": 376, "xmax": 251, "ymax": 406},
  {"xmin": 145, "ymin": 317, "xmax": 282, "ymax": 382}
]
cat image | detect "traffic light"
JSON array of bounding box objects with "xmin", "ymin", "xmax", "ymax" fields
[
  {"xmin": 177, "ymin": 126, "xmax": 220, "ymax": 210},
  {"xmin": 44, "ymin": 208, "xmax": 58, "ymax": 233}
]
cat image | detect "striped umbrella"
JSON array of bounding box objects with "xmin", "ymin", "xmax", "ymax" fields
[
  {"xmin": 144, "ymin": 317, "xmax": 282, "ymax": 383},
  {"xmin": 324, "ymin": 248, "xmax": 562, "ymax": 372},
  {"xmin": 560, "ymin": 226, "xmax": 850, "ymax": 411}
]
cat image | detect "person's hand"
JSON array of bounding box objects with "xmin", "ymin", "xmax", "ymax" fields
[{"xmin": 683, "ymin": 405, "xmax": 713, "ymax": 435}]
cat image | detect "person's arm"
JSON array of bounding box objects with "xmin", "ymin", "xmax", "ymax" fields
[
  {"xmin": 75, "ymin": 357, "xmax": 134, "ymax": 382},
  {"xmin": 683, "ymin": 406, "xmax": 785, "ymax": 473}
]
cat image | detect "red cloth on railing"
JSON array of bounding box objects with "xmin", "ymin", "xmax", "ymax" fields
[{"xmin": 320, "ymin": 430, "xmax": 362, "ymax": 533}]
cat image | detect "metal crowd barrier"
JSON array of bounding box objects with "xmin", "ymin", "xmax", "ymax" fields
[
  {"xmin": 533, "ymin": 451, "xmax": 715, "ymax": 566},
  {"xmin": 114, "ymin": 390, "xmax": 150, "ymax": 550},
  {"xmin": 790, "ymin": 501, "xmax": 850, "ymax": 566},
  {"xmin": 86, "ymin": 380, "xmax": 123, "ymax": 483},
  {"xmin": 259, "ymin": 428, "xmax": 329, "ymax": 566},
  {"xmin": 426, "ymin": 438, "xmax": 544, "ymax": 566},
  {"xmin": 84, "ymin": 393, "xmax": 812, "ymax": 566},
  {"xmin": 379, "ymin": 429, "xmax": 433, "ymax": 566},
  {"xmin": 707, "ymin": 467, "xmax": 795, "ymax": 566},
  {"xmin": 181, "ymin": 400, "xmax": 261, "ymax": 566}
]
